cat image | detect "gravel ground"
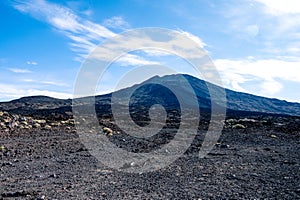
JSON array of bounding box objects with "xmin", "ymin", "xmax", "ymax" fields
[{"xmin": 0, "ymin": 118, "xmax": 299, "ymax": 199}]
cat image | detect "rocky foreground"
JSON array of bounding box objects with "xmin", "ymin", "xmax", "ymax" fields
[{"xmin": 0, "ymin": 110, "xmax": 299, "ymax": 199}]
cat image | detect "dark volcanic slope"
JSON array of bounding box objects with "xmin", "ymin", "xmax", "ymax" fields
[
  {"xmin": 0, "ymin": 74, "xmax": 299, "ymax": 117},
  {"xmin": 136, "ymin": 74, "xmax": 300, "ymax": 116}
]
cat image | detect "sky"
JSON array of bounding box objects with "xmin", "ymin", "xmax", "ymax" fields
[{"xmin": 0, "ymin": 0, "xmax": 300, "ymax": 102}]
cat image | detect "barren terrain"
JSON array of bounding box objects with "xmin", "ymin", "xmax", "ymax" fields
[{"xmin": 0, "ymin": 112, "xmax": 299, "ymax": 199}]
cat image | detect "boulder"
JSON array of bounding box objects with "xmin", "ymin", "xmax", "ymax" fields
[
  {"xmin": 43, "ymin": 125, "xmax": 52, "ymax": 130},
  {"xmin": 33, "ymin": 119, "xmax": 46, "ymax": 124},
  {"xmin": 232, "ymin": 124, "xmax": 246, "ymax": 129},
  {"xmin": 32, "ymin": 123, "xmax": 41, "ymax": 128},
  {"xmin": 103, "ymin": 127, "xmax": 113, "ymax": 135}
]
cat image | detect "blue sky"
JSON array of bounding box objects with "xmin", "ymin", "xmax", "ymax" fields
[{"xmin": 0, "ymin": 0, "xmax": 300, "ymax": 102}]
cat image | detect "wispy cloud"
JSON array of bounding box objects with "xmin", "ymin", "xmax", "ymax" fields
[
  {"xmin": 103, "ymin": 16, "xmax": 130, "ymax": 30},
  {"xmin": 22, "ymin": 79, "xmax": 69, "ymax": 87},
  {"xmin": 117, "ymin": 54, "xmax": 160, "ymax": 66},
  {"xmin": 7, "ymin": 68, "xmax": 32, "ymax": 73},
  {"xmin": 220, "ymin": 0, "xmax": 300, "ymax": 59},
  {"xmin": 27, "ymin": 61, "xmax": 38, "ymax": 65},
  {"xmin": 12, "ymin": 0, "xmax": 165, "ymax": 66},
  {"xmin": 13, "ymin": 0, "xmax": 115, "ymax": 60}
]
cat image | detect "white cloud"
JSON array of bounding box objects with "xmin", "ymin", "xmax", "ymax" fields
[
  {"xmin": 103, "ymin": 16, "xmax": 130, "ymax": 30},
  {"xmin": 117, "ymin": 54, "xmax": 160, "ymax": 66},
  {"xmin": 22, "ymin": 79, "xmax": 69, "ymax": 87},
  {"xmin": 0, "ymin": 83, "xmax": 71, "ymax": 101},
  {"xmin": 254, "ymin": 0, "xmax": 300, "ymax": 15},
  {"xmin": 214, "ymin": 58, "xmax": 300, "ymax": 97},
  {"xmin": 7, "ymin": 68, "xmax": 32, "ymax": 73},
  {"xmin": 27, "ymin": 61, "xmax": 38, "ymax": 65},
  {"xmin": 178, "ymin": 30, "xmax": 206, "ymax": 48},
  {"xmin": 261, "ymin": 79, "xmax": 283, "ymax": 95},
  {"xmin": 90, "ymin": 29, "xmax": 208, "ymax": 64}
]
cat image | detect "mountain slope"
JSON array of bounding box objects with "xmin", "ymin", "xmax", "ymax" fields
[
  {"xmin": 110, "ymin": 74, "xmax": 300, "ymax": 116},
  {"xmin": 0, "ymin": 74, "xmax": 300, "ymax": 117}
]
